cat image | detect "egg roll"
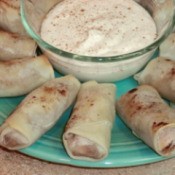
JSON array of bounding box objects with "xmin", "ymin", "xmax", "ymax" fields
[
  {"xmin": 135, "ymin": 57, "xmax": 175, "ymax": 102},
  {"xmin": 0, "ymin": 55, "xmax": 54, "ymax": 97},
  {"xmin": 0, "ymin": 75, "xmax": 81, "ymax": 150},
  {"xmin": 0, "ymin": 0, "xmax": 26, "ymax": 35},
  {"xmin": 116, "ymin": 85, "xmax": 175, "ymax": 156},
  {"xmin": 0, "ymin": 30, "xmax": 36, "ymax": 60},
  {"xmin": 63, "ymin": 81, "xmax": 116, "ymax": 161},
  {"xmin": 159, "ymin": 32, "xmax": 175, "ymax": 60}
]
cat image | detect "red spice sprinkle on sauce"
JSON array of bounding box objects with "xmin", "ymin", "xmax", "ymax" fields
[{"xmin": 41, "ymin": 0, "xmax": 157, "ymax": 57}]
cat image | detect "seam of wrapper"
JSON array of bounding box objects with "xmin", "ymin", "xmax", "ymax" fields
[
  {"xmin": 69, "ymin": 120, "xmax": 112, "ymax": 128},
  {"xmin": 4, "ymin": 121, "xmax": 32, "ymax": 142},
  {"xmin": 64, "ymin": 120, "xmax": 112, "ymax": 144}
]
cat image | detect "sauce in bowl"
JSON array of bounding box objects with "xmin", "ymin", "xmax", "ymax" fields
[{"xmin": 40, "ymin": 0, "xmax": 157, "ymax": 82}]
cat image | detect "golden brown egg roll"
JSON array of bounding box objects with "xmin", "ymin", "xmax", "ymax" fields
[
  {"xmin": 135, "ymin": 57, "xmax": 175, "ymax": 102},
  {"xmin": 0, "ymin": 55, "xmax": 54, "ymax": 97},
  {"xmin": 0, "ymin": 75, "xmax": 81, "ymax": 150},
  {"xmin": 116, "ymin": 85, "xmax": 175, "ymax": 157},
  {"xmin": 0, "ymin": 30, "xmax": 36, "ymax": 60},
  {"xmin": 63, "ymin": 81, "xmax": 116, "ymax": 161}
]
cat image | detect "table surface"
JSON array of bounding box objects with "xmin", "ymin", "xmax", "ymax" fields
[{"xmin": 0, "ymin": 147, "xmax": 175, "ymax": 175}]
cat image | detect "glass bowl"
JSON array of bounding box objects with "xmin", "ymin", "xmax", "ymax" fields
[{"xmin": 20, "ymin": 0, "xmax": 175, "ymax": 82}]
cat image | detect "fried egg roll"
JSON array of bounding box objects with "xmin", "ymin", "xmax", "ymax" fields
[
  {"xmin": 135, "ymin": 57, "xmax": 175, "ymax": 102},
  {"xmin": 0, "ymin": 30, "xmax": 36, "ymax": 60},
  {"xmin": 0, "ymin": 75, "xmax": 81, "ymax": 150},
  {"xmin": 0, "ymin": 0, "xmax": 26, "ymax": 35},
  {"xmin": 116, "ymin": 85, "xmax": 175, "ymax": 156},
  {"xmin": 63, "ymin": 81, "xmax": 116, "ymax": 161},
  {"xmin": 0, "ymin": 55, "xmax": 54, "ymax": 97},
  {"xmin": 159, "ymin": 32, "xmax": 175, "ymax": 60}
]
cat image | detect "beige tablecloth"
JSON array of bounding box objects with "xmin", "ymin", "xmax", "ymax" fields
[{"xmin": 0, "ymin": 147, "xmax": 175, "ymax": 175}]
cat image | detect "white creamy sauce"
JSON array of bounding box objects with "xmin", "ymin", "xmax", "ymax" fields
[{"xmin": 41, "ymin": 0, "xmax": 157, "ymax": 57}]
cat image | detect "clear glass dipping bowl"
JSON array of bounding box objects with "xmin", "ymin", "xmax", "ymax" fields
[{"xmin": 20, "ymin": 0, "xmax": 175, "ymax": 82}]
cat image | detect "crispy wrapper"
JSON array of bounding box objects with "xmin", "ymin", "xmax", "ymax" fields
[
  {"xmin": 63, "ymin": 81, "xmax": 116, "ymax": 161},
  {"xmin": 135, "ymin": 57, "xmax": 175, "ymax": 102},
  {"xmin": 116, "ymin": 85, "xmax": 175, "ymax": 156},
  {"xmin": 0, "ymin": 55, "xmax": 54, "ymax": 97},
  {"xmin": 0, "ymin": 75, "xmax": 81, "ymax": 150},
  {"xmin": 0, "ymin": 30, "xmax": 36, "ymax": 60},
  {"xmin": 0, "ymin": 0, "xmax": 27, "ymax": 35}
]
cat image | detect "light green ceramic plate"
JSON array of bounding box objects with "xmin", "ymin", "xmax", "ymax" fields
[{"xmin": 0, "ymin": 69, "xmax": 171, "ymax": 168}]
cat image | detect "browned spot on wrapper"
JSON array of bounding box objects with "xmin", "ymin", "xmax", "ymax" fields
[
  {"xmin": 130, "ymin": 94, "xmax": 137, "ymax": 101},
  {"xmin": 147, "ymin": 102, "xmax": 156, "ymax": 109},
  {"xmin": 152, "ymin": 122, "xmax": 168, "ymax": 132},
  {"xmin": 44, "ymin": 87, "xmax": 55, "ymax": 93},
  {"xmin": 130, "ymin": 102, "xmax": 157, "ymax": 118},
  {"xmin": 40, "ymin": 96, "xmax": 46, "ymax": 102},
  {"xmin": 136, "ymin": 105, "xmax": 142, "ymax": 110},
  {"xmin": 165, "ymin": 58, "xmax": 171, "ymax": 62},
  {"xmin": 65, "ymin": 114, "xmax": 80, "ymax": 131},
  {"xmin": 128, "ymin": 88, "xmax": 138, "ymax": 94},
  {"xmin": 1, "ymin": 0, "xmax": 19, "ymax": 10},
  {"xmin": 1, "ymin": 59, "xmax": 23, "ymax": 67},
  {"xmin": 58, "ymin": 89, "xmax": 66, "ymax": 96},
  {"xmin": 10, "ymin": 33, "xmax": 20, "ymax": 39},
  {"xmin": 161, "ymin": 141, "xmax": 175, "ymax": 155},
  {"xmin": 73, "ymin": 107, "xmax": 79, "ymax": 112},
  {"xmin": 171, "ymin": 68, "xmax": 175, "ymax": 75},
  {"xmin": 44, "ymin": 84, "xmax": 67, "ymax": 96},
  {"xmin": 71, "ymin": 114, "xmax": 78, "ymax": 121}
]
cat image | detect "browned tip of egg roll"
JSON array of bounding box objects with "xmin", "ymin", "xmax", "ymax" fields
[
  {"xmin": 116, "ymin": 85, "xmax": 175, "ymax": 156},
  {"xmin": 63, "ymin": 81, "xmax": 116, "ymax": 161},
  {"xmin": 134, "ymin": 57, "xmax": 175, "ymax": 102},
  {"xmin": 0, "ymin": 55, "xmax": 55, "ymax": 97},
  {"xmin": 0, "ymin": 30, "xmax": 37, "ymax": 60},
  {"xmin": 0, "ymin": 75, "xmax": 81, "ymax": 150},
  {"xmin": 0, "ymin": 123, "xmax": 29, "ymax": 149}
]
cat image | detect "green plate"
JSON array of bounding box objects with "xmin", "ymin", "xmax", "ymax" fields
[{"xmin": 0, "ymin": 70, "xmax": 170, "ymax": 168}]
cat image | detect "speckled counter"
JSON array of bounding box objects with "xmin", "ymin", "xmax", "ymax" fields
[{"xmin": 0, "ymin": 147, "xmax": 174, "ymax": 175}]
